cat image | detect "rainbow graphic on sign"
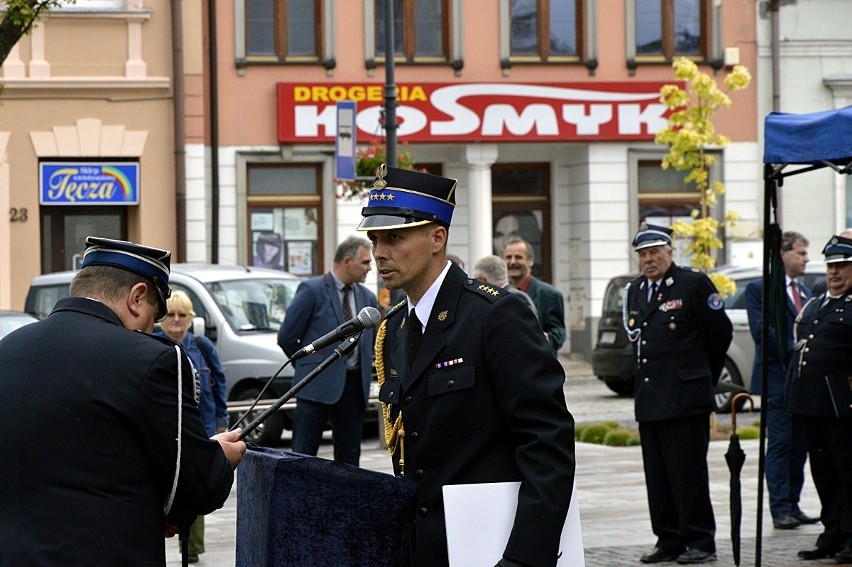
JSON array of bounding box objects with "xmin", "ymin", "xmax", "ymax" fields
[{"xmin": 101, "ymin": 165, "xmax": 137, "ymax": 201}]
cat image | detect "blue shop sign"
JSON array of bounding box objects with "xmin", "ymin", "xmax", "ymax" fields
[{"xmin": 40, "ymin": 163, "xmax": 140, "ymax": 205}]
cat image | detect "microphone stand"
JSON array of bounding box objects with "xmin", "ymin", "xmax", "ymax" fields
[{"xmin": 237, "ymin": 334, "xmax": 360, "ymax": 441}]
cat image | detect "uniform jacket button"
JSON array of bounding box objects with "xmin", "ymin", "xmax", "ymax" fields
[
  {"xmin": 409, "ymin": 431, "xmax": 419, "ymax": 441},
  {"xmin": 414, "ymin": 469, "xmax": 424, "ymax": 479},
  {"xmin": 418, "ymin": 507, "xmax": 428, "ymax": 517},
  {"xmin": 644, "ymin": 377, "xmax": 650, "ymax": 383},
  {"xmin": 404, "ymin": 395, "xmax": 412, "ymax": 404}
]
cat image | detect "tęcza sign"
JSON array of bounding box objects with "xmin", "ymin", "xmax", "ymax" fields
[{"xmin": 277, "ymin": 82, "xmax": 672, "ymax": 143}]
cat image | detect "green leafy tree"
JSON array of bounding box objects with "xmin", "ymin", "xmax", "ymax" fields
[
  {"xmin": 655, "ymin": 57, "xmax": 751, "ymax": 297},
  {"xmin": 0, "ymin": 1, "xmax": 73, "ymax": 68}
]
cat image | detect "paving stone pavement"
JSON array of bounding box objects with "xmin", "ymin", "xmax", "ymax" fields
[{"xmin": 165, "ymin": 356, "xmax": 829, "ymax": 567}]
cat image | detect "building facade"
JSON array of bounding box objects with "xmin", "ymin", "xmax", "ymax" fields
[
  {"xmin": 755, "ymin": 0, "xmax": 852, "ymax": 243},
  {"xmin": 2, "ymin": 1, "xmax": 763, "ymax": 357},
  {"xmin": 0, "ymin": 0, "xmax": 178, "ymax": 308},
  {"xmin": 197, "ymin": 0, "xmax": 760, "ymax": 355}
]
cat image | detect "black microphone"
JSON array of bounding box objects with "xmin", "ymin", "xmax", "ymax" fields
[{"xmin": 289, "ymin": 306, "xmax": 381, "ymax": 361}]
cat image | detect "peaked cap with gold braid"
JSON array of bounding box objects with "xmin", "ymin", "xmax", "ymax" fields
[{"xmin": 356, "ymin": 164, "xmax": 458, "ymax": 231}]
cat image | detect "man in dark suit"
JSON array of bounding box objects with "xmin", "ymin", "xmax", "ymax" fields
[
  {"xmin": 624, "ymin": 223, "xmax": 732, "ymax": 565},
  {"xmin": 787, "ymin": 235, "xmax": 852, "ymax": 563},
  {"xmin": 503, "ymin": 238, "xmax": 566, "ymax": 356},
  {"xmin": 0, "ymin": 237, "xmax": 245, "ymax": 565},
  {"xmin": 745, "ymin": 230, "xmax": 818, "ymax": 530},
  {"xmin": 278, "ymin": 236, "xmax": 378, "ymax": 466},
  {"xmin": 360, "ymin": 165, "xmax": 575, "ymax": 567}
]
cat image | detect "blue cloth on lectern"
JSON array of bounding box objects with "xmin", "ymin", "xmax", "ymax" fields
[{"xmin": 236, "ymin": 445, "xmax": 417, "ymax": 567}]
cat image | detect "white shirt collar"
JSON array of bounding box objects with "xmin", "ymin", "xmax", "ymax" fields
[{"xmin": 407, "ymin": 260, "xmax": 452, "ymax": 332}]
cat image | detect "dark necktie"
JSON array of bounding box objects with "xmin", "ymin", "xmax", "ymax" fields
[
  {"xmin": 790, "ymin": 280, "xmax": 803, "ymax": 313},
  {"xmin": 408, "ymin": 308, "xmax": 422, "ymax": 366},
  {"xmin": 342, "ymin": 286, "xmax": 356, "ymax": 365},
  {"xmin": 647, "ymin": 282, "xmax": 658, "ymax": 304},
  {"xmin": 342, "ymin": 285, "xmax": 353, "ymax": 320}
]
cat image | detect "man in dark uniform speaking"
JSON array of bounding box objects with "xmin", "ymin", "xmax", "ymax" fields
[
  {"xmin": 787, "ymin": 234, "xmax": 852, "ymax": 563},
  {"xmin": 0, "ymin": 237, "xmax": 245, "ymax": 566},
  {"xmin": 359, "ymin": 165, "xmax": 575, "ymax": 567},
  {"xmin": 624, "ymin": 223, "xmax": 732, "ymax": 565}
]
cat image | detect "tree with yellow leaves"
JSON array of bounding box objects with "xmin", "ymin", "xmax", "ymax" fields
[{"xmin": 655, "ymin": 57, "xmax": 751, "ymax": 297}]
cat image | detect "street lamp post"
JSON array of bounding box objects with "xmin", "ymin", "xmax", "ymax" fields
[{"xmin": 383, "ymin": 0, "xmax": 397, "ymax": 168}]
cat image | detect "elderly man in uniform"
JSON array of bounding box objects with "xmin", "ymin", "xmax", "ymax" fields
[
  {"xmin": 624, "ymin": 223, "xmax": 733, "ymax": 565},
  {"xmin": 360, "ymin": 165, "xmax": 575, "ymax": 567},
  {"xmin": 787, "ymin": 235, "xmax": 852, "ymax": 563},
  {"xmin": 0, "ymin": 237, "xmax": 245, "ymax": 565}
]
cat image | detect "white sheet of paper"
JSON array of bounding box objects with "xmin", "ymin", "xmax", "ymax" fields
[{"xmin": 443, "ymin": 481, "xmax": 584, "ymax": 567}]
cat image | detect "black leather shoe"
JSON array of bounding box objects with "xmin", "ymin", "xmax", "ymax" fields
[
  {"xmin": 791, "ymin": 509, "xmax": 820, "ymax": 525},
  {"xmin": 836, "ymin": 545, "xmax": 852, "ymax": 564},
  {"xmin": 186, "ymin": 554, "xmax": 199, "ymax": 564},
  {"xmin": 640, "ymin": 547, "xmax": 681, "ymax": 563},
  {"xmin": 797, "ymin": 546, "xmax": 838, "ymax": 560},
  {"xmin": 772, "ymin": 512, "xmax": 801, "ymax": 530},
  {"xmin": 676, "ymin": 549, "xmax": 717, "ymax": 564}
]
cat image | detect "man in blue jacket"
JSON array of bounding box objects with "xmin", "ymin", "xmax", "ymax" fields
[
  {"xmin": 745, "ymin": 230, "xmax": 818, "ymax": 530},
  {"xmin": 278, "ymin": 236, "xmax": 378, "ymax": 466}
]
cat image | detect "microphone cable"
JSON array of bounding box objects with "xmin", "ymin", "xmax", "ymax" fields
[{"xmin": 228, "ymin": 358, "xmax": 293, "ymax": 433}]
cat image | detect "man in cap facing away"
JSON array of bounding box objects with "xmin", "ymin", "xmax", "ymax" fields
[
  {"xmin": 787, "ymin": 234, "xmax": 852, "ymax": 563},
  {"xmin": 624, "ymin": 223, "xmax": 732, "ymax": 565},
  {"xmin": 361, "ymin": 165, "xmax": 575, "ymax": 567},
  {"xmin": 0, "ymin": 237, "xmax": 246, "ymax": 566}
]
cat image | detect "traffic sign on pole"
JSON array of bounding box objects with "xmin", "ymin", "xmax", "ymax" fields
[{"xmin": 336, "ymin": 101, "xmax": 357, "ymax": 181}]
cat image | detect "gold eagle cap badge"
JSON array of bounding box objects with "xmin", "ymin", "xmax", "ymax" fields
[{"xmin": 372, "ymin": 163, "xmax": 388, "ymax": 189}]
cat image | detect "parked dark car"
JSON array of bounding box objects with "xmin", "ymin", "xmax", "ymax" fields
[{"xmin": 591, "ymin": 263, "xmax": 826, "ymax": 413}]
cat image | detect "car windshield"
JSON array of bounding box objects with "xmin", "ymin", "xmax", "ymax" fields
[
  {"xmin": 205, "ymin": 277, "xmax": 300, "ymax": 333},
  {"xmin": 603, "ymin": 278, "xmax": 630, "ymax": 315}
]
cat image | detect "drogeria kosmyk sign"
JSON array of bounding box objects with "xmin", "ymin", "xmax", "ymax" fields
[
  {"xmin": 40, "ymin": 163, "xmax": 140, "ymax": 205},
  {"xmin": 277, "ymin": 82, "xmax": 674, "ymax": 143}
]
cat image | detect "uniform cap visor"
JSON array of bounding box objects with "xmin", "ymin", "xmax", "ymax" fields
[
  {"xmin": 633, "ymin": 240, "xmax": 670, "ymax": 251},
  {"xmin": 357, "ymin": 214, "xmax": 434, "ymax": 231}
]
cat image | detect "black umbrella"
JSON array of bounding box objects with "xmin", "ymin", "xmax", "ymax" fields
[{"xmin": 725, "ymin": 392, "xmax": 755, "ymax": 566}]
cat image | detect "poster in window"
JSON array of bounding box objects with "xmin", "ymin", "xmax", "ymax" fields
[
  {"xmin": 286, "ymin": 240, "xmax": 313, "ymax": 276},
  {"xmin": 252, "ymin": 231, "xmax": 283, "ymax": 270},
  {"xmin": 492, "ymin": 210, "xmax": 544, "ymax": 279}
]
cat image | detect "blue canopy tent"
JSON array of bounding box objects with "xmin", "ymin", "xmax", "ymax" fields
[{"xmin": 756, "ymin": 105, "xmax": 852, "ymax": 565}]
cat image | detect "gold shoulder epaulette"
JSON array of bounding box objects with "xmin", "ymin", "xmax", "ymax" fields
[{"xmin": 464, "ymin": 279, "xmax": 506, "ymax": 302}]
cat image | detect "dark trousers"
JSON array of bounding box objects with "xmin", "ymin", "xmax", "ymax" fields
[
  {"xmin": 765, "ymin": 393, "xmax": 808, "ymax": 516},
  {"xmin": 292, "ymin": 369, "xmax": 365, "ymax": 466},
  {"xmin": 639, "ymin": 414, "xmax": 716, "ymax": 553},
  {"xmin": 804, "ymin": 416, "xmax": 852, "ymax": 548}
]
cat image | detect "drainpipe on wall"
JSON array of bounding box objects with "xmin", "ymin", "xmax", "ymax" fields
[
  {"xmin": 172, "ymin": 0, "xmax": 186, "ymax": 262},
  {"xmin": 208, "ymin": 0, "xmax": 220, "ymax": 263},
  {"xmin": 769, "ymin": 0, "xmax": 782, "ymax": 225},
  {"xmin": 770, "ymin": 0, "xmax": 781, "ymax": 112}
]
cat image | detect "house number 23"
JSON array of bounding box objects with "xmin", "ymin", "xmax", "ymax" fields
[{"xmin": 9, "ymin": 208, "xmax": 28, "ymax": 222}]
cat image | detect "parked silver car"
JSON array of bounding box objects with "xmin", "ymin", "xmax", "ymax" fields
[{"xmin": 591, "ymin": 262, "xmax": 826, "ymax": 412}]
